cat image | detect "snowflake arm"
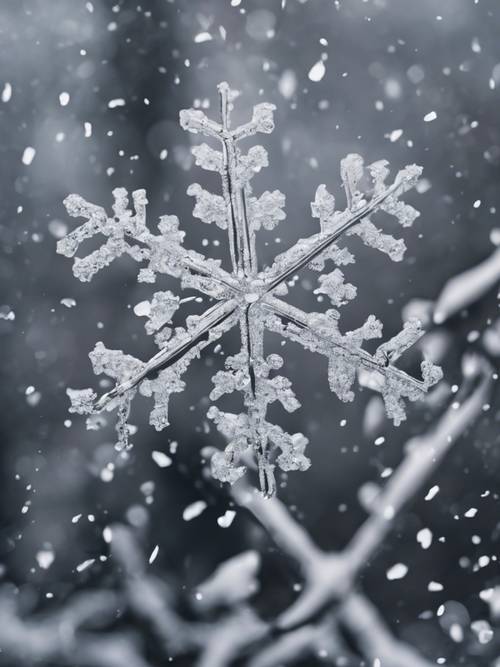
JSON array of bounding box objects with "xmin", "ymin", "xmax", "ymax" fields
[
  {"xmin": 94, "ymin": 298, "xmax": 239, "ymax": 412},
  {"xmin": 263, "ymin": 296, "xmax": 442, "ymax": 424},
  {"xmin": 260, "ymin": 163, "xmax": 421, "ymax": 294}
]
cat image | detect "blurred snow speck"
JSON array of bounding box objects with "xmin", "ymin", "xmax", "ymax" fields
[
  {"xmin": 217, "ymin": 510, "xmax": 236, "ymax": 528},
  {"xmin": 386, "ymin": 563, "xmax": 408, "ymax": 580},
  {"xmin": 308, "ymin": 59, "xmax": 326, "ymax": 82},
  {"xmin": 36, "ymin": 549, "xmax": 55, "ymax": 570},
  {"xmin": 194, "ymin": 31, "xmax": 212, "ymax": 43},
  {"xmin": 1, "ymin": 82, "xmax": 12, "ymax": 102},
  {"xmin": 424, "ymin": 110, "xmax": 437, "ymax": 122},
  {"xmin": 22, "ymin": 146, "xmax": 36, "ymax": 165},
  {"xmin": 76, "ymin": 558, "xmax": 95, "ymax": 573},
  {"xmin": 245, "ymin": 9, "xmax": 276, "ymax": 41},
  {"xmin": 183, "ymin": 500, "xmax": 207, "ymax": 521},
  {"xmin": 151, "ymin": 450, "xmax": 172, "ymax": 468},
  {"xmin": 149, "ymin": 545, "xmax": 159, "ymax": 564},
  {"xmin": 108, "ymin": 98, "xmax": 126, "ymax": 109},
  {"xmin": 278, "ymin": 69, "xmax": 297, "ymax": 99}
]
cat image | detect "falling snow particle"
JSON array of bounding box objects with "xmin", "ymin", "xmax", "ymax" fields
[
  {"xmin": 428, "ymin": 581, "xmax": 444, "ymax": 592},
  {"xmin": 36, "ymin": 549, "xmax": 55, "ymax": 570},
  {"xmin": 152, "ymin": 450, "xmax": 172, "ymax": 468},
  {"xmin": 60, "ymin": 298, "xmax": 77, "ymax": 308},
  {"xmin": 424, "ymin": 111, "xmax": 437, "ymax": 122},
  {"xmin": 76, "ymin": 558, "xmax": 95, "ymax": 572},
  {"xmin": 388, "ymin": 129, "xmax": 403, "ymax": 142},
  {"xmin": 308, "ymin": 60, "xmax": 326, "ymax": 82},
  {"xmin": 59, "ymin": 92, "xmax": 70, "ymax": 106},
  {"xmin": 425, "ymin": 485, "xmax": 440, "ymax": 501},
  {"xmin": 194, "ymin": 32, "xmax": 212, "ymax": 43},
  {"xmin": 22, "ymin": 147, "xmax": 36, "ymax": 166},
  {"xmin": 217, "ymin": 510, "xmax": 236, "ymax": 528},
  {"xmin": 417, "ymin": 527, "xmax": 433, "ymax": 549},
  {"xmin": 386, "ymin": 563, "xmax": 408, "ymax": 581},
  {"xmin": 183, "ymin": 500, "xmax": 207, "ymax": 522},
  {"xmin": 1, "ymin": 82, "xmax": 12, "ymax": 103},
  {"xmin": 149, "ymin": 545, "xmax": 159, "ymax": 564},
  {"xmin": 108, "ymin": 98, "xmax": 126, "ymax": 109}
]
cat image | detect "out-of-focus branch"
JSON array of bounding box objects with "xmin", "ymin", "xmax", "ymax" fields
[
  {"xmin": 433, "ymin": 246, "xmax": 500, "ymax": 324},
  {"xmin": 0, "ymin": 588, "xmax": 152, "ymax": 667},
  {"xmin": 225, "ymin": 355, "xmax": 492, "ymax": 665}
]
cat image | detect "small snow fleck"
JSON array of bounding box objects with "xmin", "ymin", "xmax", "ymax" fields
[
  {"xmin": 428, "ymin": 581, "xmax": 444, "ymax": 592},
  {"xmin": 36, "ymin": 549, "xmax": 55, "ymax": 570},
  {"xmin": 473, "ymin": 199, "xmax": 481, "ymax": 209},
  {"xmin": 1, "ymin": 82, "xmax": 12, "ymax": 103},
  {"xmin": 425, "ymin": 485, "xmax": 440, "ymax": 501},
  {"xmin": 278, "ymin": 69, "xmax": 297, "ymax": 99},
  {"xmin": 72, "ymin": 513, "xmax": 82, "ymax": 524},
  {"xmin": 388, "ymin": 129, "xmax": 403, "ymax": 142},
  {"xmin": 424, "ymin": 111, "xmax": 437, "ymax": 122},
  {"xmin": 450, "ymin": 623, "xmax": 464, "ymax": 643},
  {"xmin": 183, "ymin": 500, "xmax": 207, "ymax": 522},
  {"xmin": 152, "ymin": 450, "xmax": 172, "ymax": 468},
  {"xmin": 59, "ymin": 92, "xmax": 70, "ymax": 106},
  {"xmin": 22, "ymin": 146, "xmax": 36, "ymax": 166},
  {"xmin": 386, "ymin": 563, "xmax": 408, "ymax": 580},
  {"xmin": 194, "ymin": 32, "xmax": 212, "ymax": 43},
  {"xmin": 0, "ymin": 306, "xmax": 15, "ymax": 321},
  {"xmin": 103, "ymin": 526, "xmax": 113, "ymax": 543},
  {"xmin": 48, "ymin": 219, "xmax": 68, "ymax": 239},
  {"xmin": 471, "ymin": 620, "xmax": 493, "ymax": 644},
  {"xmin": 308, "ymin": 60, "xmax": 326, "ymax": 82},
  {"xmin": 84, "ymin": 122, "xmax": 92, "ymax": 138},
  {"xmin": 217, "ymin": 510, "xmax": 236, "ymax": 528},
  {"xmin": 108, "ymin": 98, "xmax": 126, "ymax": 109},
  {"xmin": 417, "ymin": 527, "xmax": 433, "ymax": 550},
  {"xmin": 149, "ymin": 545, "xmax": 159, "ymax": 564},
  {"xmin": 464, "ymin": 507, "xmax": 478, "ymax": 518},
  {"xmin": 76, "ymin": 558, "xmax": 95, "ymax": 573},
  {"xmin": 60, "ymin": 298, "xmax": 77, "ymax": 308}
]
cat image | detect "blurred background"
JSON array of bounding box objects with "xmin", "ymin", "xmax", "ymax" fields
[{"xmin": 1, "ymin": 0, "xmax": 500, "ymax": 664}]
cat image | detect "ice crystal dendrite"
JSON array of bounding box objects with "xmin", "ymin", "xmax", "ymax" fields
[{"xmin": 59, "ymin": 82, "xmax": 442, "ymax": 496}]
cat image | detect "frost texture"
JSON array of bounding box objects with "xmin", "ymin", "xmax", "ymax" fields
[{"xmin": 59, "ymin": 82, "xmax": 442, "ymax": 495}]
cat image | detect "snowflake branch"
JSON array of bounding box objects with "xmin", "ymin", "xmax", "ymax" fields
[
  {"xmin": 261, "ymin": 176, "xmax": 408, "ymax": 294},
  {"xmin": 264, "ymin": 295, "xmax": 428, "ymax": 392},
  {"xmin": 218, "ymin": 82, "xmax": 257, "ymax": 276},
  {"xmin": 94, "ymin": 298, "xmax": 239, "ymax": 411}
]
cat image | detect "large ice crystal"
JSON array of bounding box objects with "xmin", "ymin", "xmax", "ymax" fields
[{"xmin": 58, "ymin": 82, "xmax": 442, "ymax": 496}]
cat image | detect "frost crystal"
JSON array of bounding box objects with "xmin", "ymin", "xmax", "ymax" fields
[{"xmin": 58, "ymin": 82, "xmax": 442, "ymax": 496}]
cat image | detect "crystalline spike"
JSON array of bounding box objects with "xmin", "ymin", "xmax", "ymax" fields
[
  {"xmin": 314, "ymin": 269, "xmax": 357, "ymax": 307},
  {"xmin": 191, "ymin": 144, "xmax": 223, "ymax": 173},
  {"xmin": 187, "ymin": 183, "xmax": 227, "ymax": 229},
  {"xmin": 179, "ymin": 108, "xmax": 221, "ymax": 137},
  {"xmin": 248, "ymin": 190, "xmax": 286, "ymax": 231},
  {"xmin": 374, "ymin": 318, "xmax": 423, "ymax": 365}
]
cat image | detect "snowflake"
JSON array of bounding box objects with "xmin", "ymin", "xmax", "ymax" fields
[{"xmin": 58, "ymin": 82, "xmax": 442, "ymax": 496}]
